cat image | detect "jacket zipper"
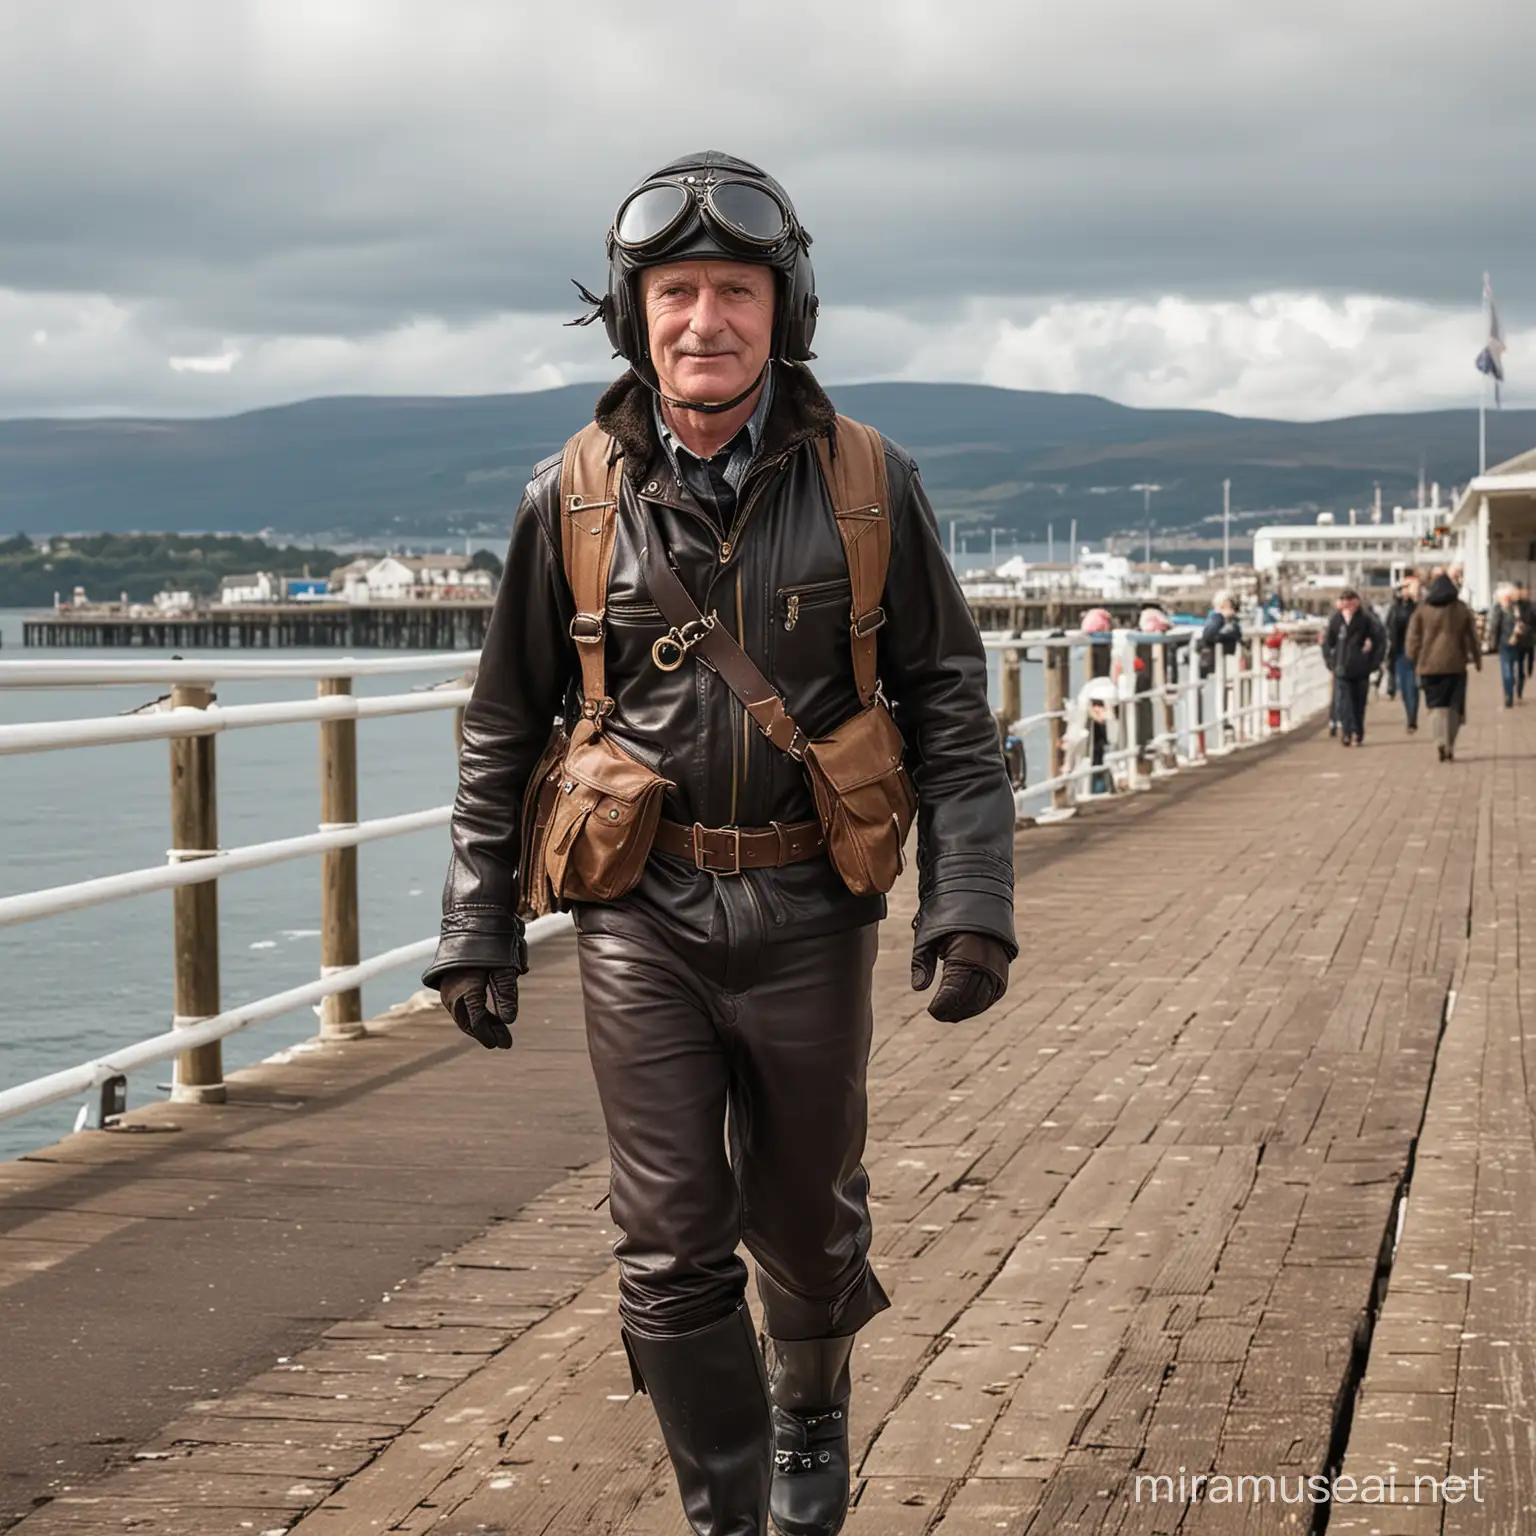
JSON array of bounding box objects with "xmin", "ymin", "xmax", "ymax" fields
[
  {"xmin": 716, "ymin": 448, "xmax": 796, "ymax": 565},
  {"xmin": 778, "ymin": 578, "xmax": 851, "ymax": 631},
  {"xmin": 736, "ymin": 571, "xmax": 749, "ymax": 808}
]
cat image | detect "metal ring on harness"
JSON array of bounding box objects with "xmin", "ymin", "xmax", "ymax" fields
[{"xmin": 651, "ymin": 615, "xmax": 716, "ymax": 672}]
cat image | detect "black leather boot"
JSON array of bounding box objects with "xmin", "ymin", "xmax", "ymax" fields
[
  {"xmin": 764, "ymin": 1335, "xmax": 856, "ymax": 1536},
  {"xmin": 622, "ymin": 1305, "xmax": 773, "ymax": 1535}
]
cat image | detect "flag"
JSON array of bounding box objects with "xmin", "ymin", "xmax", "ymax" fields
[{"xmin": 1476, "ymin": 271, "xmax": 1505, "ymax": 406}]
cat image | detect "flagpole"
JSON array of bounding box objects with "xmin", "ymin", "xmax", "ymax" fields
[{"xmin": 1480, "ymin": 373, "xmax": 1487, "ymax": 476}]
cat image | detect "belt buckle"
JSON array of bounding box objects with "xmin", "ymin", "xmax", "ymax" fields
[{"xmin": 692, "ymin": 823, "xmax": 742, "ymax": 875}]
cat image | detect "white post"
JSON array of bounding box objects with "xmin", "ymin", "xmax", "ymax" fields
[
  {"xmin": 1252, "ymin": 635, "xmax": 1267, "ymax": 738},
  {"xmin": 1123, "ymin": 664, "xmax": 1139, "ymax": 790},
  {"xmin": 1214, "ymin": 645, "xmax": 1229, "ymax": 749},
  {"xmin": 1476, "ymin": 496, "xmax": 1492, "ymax": 610}
]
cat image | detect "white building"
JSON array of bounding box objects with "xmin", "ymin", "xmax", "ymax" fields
[
  {"xmin": 220, "ymin": 572, "xmax": 280, "ymax": 605},
  {"xmin": 1445, "ymin": 447, "xmax": 1536, "ymax": 610},
  {"xmin": 1252, "ymin": 503, "xmax": 1445, "ymax": 591},
  {"xmin": 970, "ymin": 550, "xmax": 1137, "ymax": 601},
  {"xmin": 328, "ymin": 554, "xmax": 495, "ymax": 604}
]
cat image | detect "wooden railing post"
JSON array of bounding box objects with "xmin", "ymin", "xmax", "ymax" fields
[
  {"xmin": 170, "ymin": 684, "xmax": 224, "ymax": 1103},
  {"xmin": 319, "ymin": 677, "xmax": 365, "ymax": 1040},
  {"xmin": 1045, "ymin": 645, "xmax": 1070, "ymax": 810},
  {"xmin": 1000, "ymin": 648, "xmax": 1022, "ymax": 730}
]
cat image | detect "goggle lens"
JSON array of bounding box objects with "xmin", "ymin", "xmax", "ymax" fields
[
  {"xmin": 615, "ymin": 184, "xmax": 690, "ymax": 247},
  {"xmin": 708, "ymin": 182, "xmax": 788, "ymax": 244}
]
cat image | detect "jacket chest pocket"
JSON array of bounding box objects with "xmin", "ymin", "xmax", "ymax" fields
[
  {"xmin": 768, "ymin": 577, "xmax": 859, "ymax": 742},
  {"xmin": 778, "ymin": 578, "xmax": 851, "ymax": 633},
  {"xmin": 603, "ymin": 600, "xmax": 668, "ymax": 687}
]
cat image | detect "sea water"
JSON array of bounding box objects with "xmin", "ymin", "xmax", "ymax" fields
[{"xmin": 0, "ymin": 606, "xmax": 1045, "ymax": 1161}]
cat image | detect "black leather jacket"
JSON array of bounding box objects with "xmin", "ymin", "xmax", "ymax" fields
[
  {"xmin": 424, "ymin": 364, "xmax": 1018, "ymax": 985},
  {"xmin": 1324, "ymin": 606, "xmax": 1387, "ymax": 679}
]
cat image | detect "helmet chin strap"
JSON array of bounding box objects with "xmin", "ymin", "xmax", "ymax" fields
[{"xmin": 648, "ymin": 360, "xmax": 770, "ymax": 416}]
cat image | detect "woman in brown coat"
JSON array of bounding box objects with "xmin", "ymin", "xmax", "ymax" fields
[{"xmin": 1405, "ymin": 572, "xmax": 1482, "ymax": 760}]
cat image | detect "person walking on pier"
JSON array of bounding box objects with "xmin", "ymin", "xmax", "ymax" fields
[
  {"xmin": 1406, "ymin": 572, "xmax": 1481, "ymax": 761},
  {"xmin": 1487, "ymin": 583, "xmax": 1528, "ymax": 708},
  {"xmin": 423, "ymin": 150, "xmax": 1016, "ymax": 1536},
  {"xmin": 1322, "ymin": 588, "xmax": 1385, "ymax": 747},
  {"xmin": 1384, "ymin": 573, "xmax": 1421, "ymax": 732}
]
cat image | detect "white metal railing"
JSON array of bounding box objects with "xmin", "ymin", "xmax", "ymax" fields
[
  {"xmin": 0, "ymin": 653, "xmax": 571, "ymax": 1132},
  {"xmin": 2, "ymin": 632, "xmax": 1328, "ymax": 1131},
  {"xmin": 981, "ymin": 625, "xmax": 1330, "ymax": 817}
]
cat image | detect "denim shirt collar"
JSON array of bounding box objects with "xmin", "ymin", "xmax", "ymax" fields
[{"xmin": 653, "ymin": 365, "xmax": 775, "ymax": 494}]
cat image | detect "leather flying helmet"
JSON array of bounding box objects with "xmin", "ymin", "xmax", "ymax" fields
[{"xmin": 582, "ymin": 151, "xmax": 818, "ymax": 406}]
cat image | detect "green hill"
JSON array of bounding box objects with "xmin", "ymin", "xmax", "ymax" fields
[{"xmin": 0, "ymin": 381, "xmax": 1527, "ymax": 545}]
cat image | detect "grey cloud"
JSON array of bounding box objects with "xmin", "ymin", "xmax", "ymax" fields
[{"xmin": 0, "ymin": 0, "xmax": 1531, "ymax": 416}]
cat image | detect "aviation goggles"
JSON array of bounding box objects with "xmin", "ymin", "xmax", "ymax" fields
[{"xmin": 612, "ymin": 174, "xmax": 797, "ymax": 256}]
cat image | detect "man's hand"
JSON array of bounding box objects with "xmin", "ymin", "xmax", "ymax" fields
[
  {"xmin": 437, "ymin": 967, "xmax": 519, "ymax": 1050},
  {"xmin": 910, "ymin": 933, "xmax": 1011, "ymax": 1023}
]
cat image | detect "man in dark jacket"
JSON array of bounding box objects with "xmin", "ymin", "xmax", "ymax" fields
[
  {"xmin": 1486, "ymin": 584, "xmax": 1532, "ymax": 706},
  {"xmin": 422, "ymin": 152, "xmax": 1017, "ymax": 1536},
  {"xmin": 1323, "ymin": 588, "xmax": 1387, "ymax": 746},
  {"xmin": 1384, "ymin": 573, "xmax": 1422, "ymax": 730}
]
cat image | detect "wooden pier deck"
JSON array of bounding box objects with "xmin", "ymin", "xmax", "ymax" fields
[{"xmin": 3, "ymin": 671, "xmax": 1532, "ymax": 1534}]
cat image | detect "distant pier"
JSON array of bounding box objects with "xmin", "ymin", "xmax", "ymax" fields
[
  {"xmin": 22, "ymin": 601, "xmax": 495, "ymax": 649},
  {"xmin": 22, "ymin": 597, "xmax": 1165, "ymax": 649}
]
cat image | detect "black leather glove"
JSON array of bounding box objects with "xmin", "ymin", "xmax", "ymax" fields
[
  {"xmin": 911, "ymin": 933, "xmax": 1011, "ymax": 1023},
  {"xmin": 437, "ymin": 967, "xmax": 519, "ymax": 1050}
]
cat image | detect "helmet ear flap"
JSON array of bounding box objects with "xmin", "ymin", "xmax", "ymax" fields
[
  {"xmin": 781, "ymin": 252, "xmax": 818, "ymax": 362},
  {"xmin": 605, "ymin": 261, "xmax": 651, "ymax": 374}
]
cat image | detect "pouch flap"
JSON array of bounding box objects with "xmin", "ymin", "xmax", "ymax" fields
[
  {"xmin": 804, "ymin": 703, "xmax": 906, "ymax": 793},
  {"xmin": 560, "ymin": 719, "xmax": 670, "ymax": 803}
]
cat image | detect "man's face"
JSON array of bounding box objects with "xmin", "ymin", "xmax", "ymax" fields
[
  {"xmin": 642, "ymin": 260, "xmax": 775, "ymax": 406},
  {"xmin": 1404, "ymin": 578, "xmax": 1421, "ymax": 600},
  {"xmin": 1341, "ymin": 597, "xmax": 1360, "ymax": 618}
]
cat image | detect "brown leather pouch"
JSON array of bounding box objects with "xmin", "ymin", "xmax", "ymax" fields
[
  {"xmin": 517, "ymin": 723, "xmax": 570, "ymax": 920},
  {"xmin": 541, "ymin": 719, "xmax": 669, "ymax": 904},
  {"xmin": 802, "ymin": 700, "xmax": 917, "ymax": 896}
]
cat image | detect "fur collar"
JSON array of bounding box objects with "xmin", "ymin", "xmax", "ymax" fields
[{"xmin": 594, "ymin": 362, "xmax": 838, "ymax": 487}]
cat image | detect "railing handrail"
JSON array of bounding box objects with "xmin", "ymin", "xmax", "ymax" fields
[
  {"xmin": 0, "ymin": 915, "xmax": 573, "ymax": 1127},
  {"xmin": 0, "ymin": 806, "xmax": 453, "ymax": 930},
  {"xmin": 0, "ymin": 686, "xmax": 472, "ymax": 756},
  {"xmin": 0, "ymin": 652, "xmax": 482, "ymax": 687},
  {"xmin": 0, "ymin": 655, "xmax": 489, "ymax": 1133},
  {"xmin": 2, "ymin": 631, "xmax": 1330, "ymax": 1136}
]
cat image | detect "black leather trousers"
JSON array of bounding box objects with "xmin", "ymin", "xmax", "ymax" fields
[{"xmin": 575, "ymin": 894, "xmax": 890, "ymax": 1343}]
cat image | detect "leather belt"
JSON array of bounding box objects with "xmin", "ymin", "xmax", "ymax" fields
[{"xmin": 653, "ymin": 818, "xmax": 825, "ymax": 875}]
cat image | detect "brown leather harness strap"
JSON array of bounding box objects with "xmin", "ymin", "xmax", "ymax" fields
[
  {"xmin": 558, "ymin": 413, "xmax": 891, "ymax": 746},
  {"xmin": 814, "ymin": 418, "xmax": 891, "ymax": 709},
  {"xmin": 653, "ymin": 817, "xmax": 825, "ymax": 873},
  {"xmin": 646, "ymin": 551, "xmax": 809, "ymax": 760},
  {"xmin": 560, "ymin": 423, "xmax": 622, "ymax": 720}
]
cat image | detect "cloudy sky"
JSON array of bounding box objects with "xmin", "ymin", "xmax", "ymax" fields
[{"xmin": 1, "ymin": 0, "xmax": 1531, "ymax": 421}]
